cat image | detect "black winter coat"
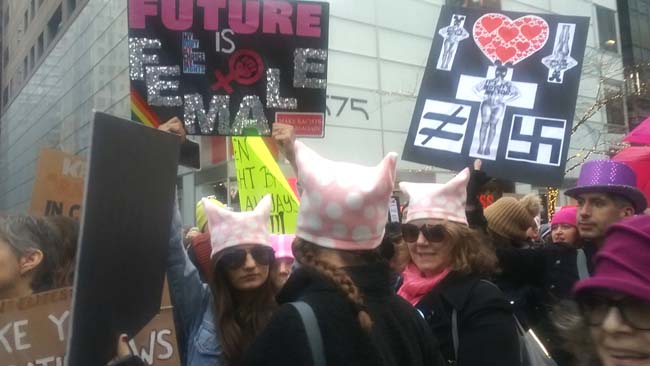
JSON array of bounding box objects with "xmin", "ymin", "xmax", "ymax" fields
[
  {"xmin": 415, "ymin": 271, "xmax": 520, "ymax": 366},
  {"xmin": 242, "ymin": 263, "xmax": 444, "ymax": 366},
  {"xmin": 495, "ymin": 241, "xmax": 597, "ymax": 364}
]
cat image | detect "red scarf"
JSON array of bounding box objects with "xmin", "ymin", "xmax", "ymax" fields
[{"xmin": 397, "ymin": 263, "xmax": 451, "ymax": 306}]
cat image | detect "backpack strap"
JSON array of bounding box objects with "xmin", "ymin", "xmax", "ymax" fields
[
  {"xmin": 289, "ymin": 301, "xmax": 326, "ymax": 366},
  {"xmin": 576, "ymin": 248, "xmax": 590, "ymax": 280},
  {"xmin": 451, "ymin": 308, "xmax": 459, "ymax": 362}
]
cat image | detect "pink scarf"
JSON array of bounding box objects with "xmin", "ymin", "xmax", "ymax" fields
[{"xmin": 397, "ymin": 263, "xmax": 451, "ymax": 306}]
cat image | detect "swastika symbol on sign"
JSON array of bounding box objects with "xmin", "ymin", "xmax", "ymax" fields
[{"xmin": 505, "ymin": 115, "xmax": 566, "ymax": 166}]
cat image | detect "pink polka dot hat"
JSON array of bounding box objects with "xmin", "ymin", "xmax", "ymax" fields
[
  {"xmin": 294, "ymin": 141, "xmax": 398, "ymax": 250},
  {"xmin": 203, "ymin": 194, "xmax": 273, "ymax": 259},
  {"xmin": 399, "ymin": 168, "xmax": 470, "ymax": 225},
  {"xmin": 270, "ymin": 234, "xmax": 295, "ymax": 260}
]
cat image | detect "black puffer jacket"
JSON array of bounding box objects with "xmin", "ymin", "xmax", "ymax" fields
[
  {"xmin": 415, "ymin": 271, "xmax": 521, "ymax": 366},
  {"xmin": 242, "ymin": 263, "xmax": 444, "ymax": 366}
]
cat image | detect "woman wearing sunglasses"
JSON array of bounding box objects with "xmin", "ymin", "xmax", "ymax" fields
[
  {"xmin": 567, "ymin": 215, "xmax": 650, "ymax": 366},
  {"xmin": 398, "ymin": 169, "xmax": 520, "ymax": 366},
  {"xmin": 242, "ymin": 124, "xmax": 443, "ymax": 366},
  {"xmin": 166, "ymin": 195, "xmax": 276, "ymax": 366}
]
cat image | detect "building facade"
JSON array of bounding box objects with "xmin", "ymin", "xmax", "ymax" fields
[{"xmin": 0, "ymin": 0, "xmax": 627, "ymax": 223}]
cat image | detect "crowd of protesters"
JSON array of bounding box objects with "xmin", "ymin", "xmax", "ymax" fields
[{"xmin": 1, "ymin": 120, "xmax": 650, "ymax": 366}]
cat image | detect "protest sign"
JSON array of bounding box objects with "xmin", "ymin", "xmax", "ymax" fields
[
  {"xmin": 127, "ymin": 0, "xmax": 330, "ymax": 136},
  {"xmin": 29, "ymin": 149, "xmax": 85, "ymax": 219},
  {"xmin": 0, "ymin": 287, "xmax": 180, "ymax": 366},
  {"xmin": 232, "ymin": 136, "xmax": 300, "ymax": 234},
  {"xmin": 402, "ymin": 7, "xmax": 589, "ymax": 186},
  {"xmin": 67, "ymin": 113, "xmax": 180, "ymax": 366}
]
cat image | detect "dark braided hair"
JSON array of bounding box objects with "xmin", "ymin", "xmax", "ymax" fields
[{"xmin": 292, "ymin": 238, "xmax": 373, "ymax": 333}]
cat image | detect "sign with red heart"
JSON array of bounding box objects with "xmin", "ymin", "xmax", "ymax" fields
[{"xmin": 473, "ymin": 13, "xmax": 549, "ymax": 65}]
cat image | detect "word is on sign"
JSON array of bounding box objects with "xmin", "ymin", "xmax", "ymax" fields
[
  {"xmin": 232, "ymin": 136, "xmax": 299, "ymax": 234},
  {"xmin": 128, "ymin": 0, "xmax": 330, "ymax": 136}
]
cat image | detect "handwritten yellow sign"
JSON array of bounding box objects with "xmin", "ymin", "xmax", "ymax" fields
[{"xmin": 232, "ymin": 137, "xmax": 299, "ymax": 234}]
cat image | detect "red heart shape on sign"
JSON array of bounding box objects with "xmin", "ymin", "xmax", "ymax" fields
[
  {"xmin": 498, "ymin": 26, "xmax": 519, "ymax": 42},
  {"xmin": 521, "ymin": 24, "xmax": 544, "ymax": 40},
  {"xmin": 481, "ymin": 16, "xmax": 503, "ymax": 33},
  {"xmin": 496, "ymin": 47, "xmax": 517, "ymax": 63},
  {"xmin": 516, "ymin": 41, "xmax": 530, "ymax": 52},
  {"xmin": 473, "ymin": 13, "xmax": 549, "ymax": 65},
  {"xmin": 478, "ymin": 36, "xmax": 493, "ymax": 46}
]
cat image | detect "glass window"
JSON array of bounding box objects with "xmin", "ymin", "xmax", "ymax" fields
[
  {"xmin": 68, "ymin": 0, "xmax": 77, "ymax": 14},
  {"xmin": 596, "ymin": 6, "xmax": 618, "ymax": 53},
  {"xmin": 446, "ymin": 0, "xmax": 501, "ymax": 8},
  {"xmin": 30, "ymin": 0, "xmax": 35, "ymax": 20},
  {"xmin": 30, "ymin": 46, "xmax": 35, "ymax": 69},
  {"xmin": 48, "ymin": 5, "xmax": 62, "ymax": 42},
  {"xmin": 2, "ymin": 87, "xmax": 8, "ymax": 107},
  {"xmin": 37, "ymin": 33, "xmax": 44, "ymax": 58},
  {"xmin": 603, "ymin": 82, "xmax": 626, "ymax": 133},
  {"xmin": 24, "ymin": 10, "xmax": 28, "ymax": 30}
]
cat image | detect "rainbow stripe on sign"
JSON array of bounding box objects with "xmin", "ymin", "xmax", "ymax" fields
[{"xmin": 130, "ymin": 88, "xmax": 161, "ymax": 128}]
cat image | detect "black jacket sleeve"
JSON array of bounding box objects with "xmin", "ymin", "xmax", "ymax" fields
[
  {"xmin": 456, "ymin": 282, "xmax": 521, "ymax": 366},
  {"xmin": 242, "ymin": 304, "xmax": 312, "ymax": 366},
  {"xmin": 496, "ymin": 247, "xmax": 547, "ymax": 287}
]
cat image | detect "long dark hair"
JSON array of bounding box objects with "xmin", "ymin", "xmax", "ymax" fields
[{"xmin": 210, "ymin": 254, "xmax": 277, "ymax": 365}]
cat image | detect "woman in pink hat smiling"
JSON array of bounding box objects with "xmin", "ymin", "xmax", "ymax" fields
[
  {"xmin": 398, "ymin": 169, "xmax": 520, "ymax": 366},
  {"xmin": 242, "ymin": 124, "xmax": 443, "ymax": 366}
]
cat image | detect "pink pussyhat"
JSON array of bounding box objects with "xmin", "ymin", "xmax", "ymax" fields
[
  {"xmin": 551, "ymin": 206, "xmax": 577, "ymax": 227},
  {"xmin": 399, "ymin": 168, "xmax": 470, "ymax": 225},
  {"xmin": 203, "ymin": 195, "xmax": 273, "ymax": 259},
  {"xmin": 270, "ymin": 234, "xmax": 295, "ymax": 260},
  {"xmin": 294, "ymin": 141, "xmax": 398, "ymax": 250}
]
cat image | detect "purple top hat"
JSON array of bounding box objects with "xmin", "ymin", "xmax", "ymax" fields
[{"xmin": 565, "ymin": 160, "xmax": 647, "ymax": 213}]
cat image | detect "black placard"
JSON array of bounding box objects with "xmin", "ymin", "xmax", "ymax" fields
[
  {"xmin": 403, "ymin": 6, "xmax": 589, "ymax": 186},
  {"xmin": 66, "ymin": 112, "xmax": 180, "ymax": 366}
]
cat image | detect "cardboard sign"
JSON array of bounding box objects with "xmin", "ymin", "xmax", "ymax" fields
[
  {"xmin": 29, "ymin": 149, "xmax": 86, "ymax": 219},
  {"xmin": 403, "ymin": 7, "xmax": 589, "ymax": 186},
  {"xmin": 127, "ymin": 0, "xmax": 330, "ymax": 136},
  {"xmin": 232, "ymin": 136, "xmax": 300, "ymax": 234},
  {"xmin": 0, "ymin": 287, "xmax": 180, "ymax": 366}
]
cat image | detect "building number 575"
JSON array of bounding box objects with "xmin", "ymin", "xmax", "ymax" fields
[{"xmin": 326, "ymin": 95, "xmax": 370, "ymax": 120}]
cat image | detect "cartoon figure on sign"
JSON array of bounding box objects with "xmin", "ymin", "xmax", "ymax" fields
[
  {"xmin": 473, "ymin": 61, "xmax": 521, "ymax": 155},
  {"xmin": 437, "ymin": 15, "xmax": 470, "ymax": 71},
  {"xmin": 542, "ymin": 23, "xmax": 578, "ymax": 83}
]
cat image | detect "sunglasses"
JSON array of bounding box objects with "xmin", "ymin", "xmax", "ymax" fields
[
  {"xmin": 218, "ymin": 246, "xmax": 275, "ymax": 270},
  {"xmin": 580, "ymin": 294, "xmax": 650, "ymax": 331},
  {"xmin": 401, "ymin": 223, "xmax": 446, "ymax": 243}
]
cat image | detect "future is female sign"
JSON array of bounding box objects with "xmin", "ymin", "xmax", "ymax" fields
[{"xmin": 128, "ymin": 0, "xmax": 329, "ymax": 136}]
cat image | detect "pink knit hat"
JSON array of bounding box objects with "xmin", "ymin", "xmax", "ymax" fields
[
  {"xmin": 551, "ymin": 206, "xmax": 577, "ymax": 227},
  {"xmin": 203, "ymin": 195, "xmax": 272, "ymax": 258},
  {"xmin": 399, "ymin": 168, "xmax": 470, "ymax": 225},
  {"xmin": 270, "ymin": 234, "xmax": 295, "ymax": 260},
  {"xmin": 294, "ymin": 141, "xmax": 398, "ymax": 250}
]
